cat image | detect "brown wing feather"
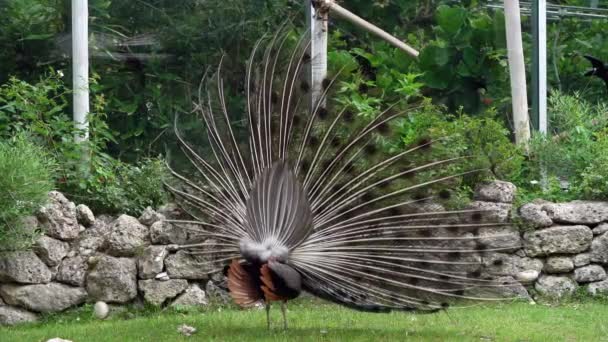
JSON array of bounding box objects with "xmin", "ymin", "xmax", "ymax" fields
[
  {"xmin": 227, "ymin": 260, "xmax": 262, "ymax": 307},
  {"xmin": 260, "ymin": 264, "xmax": 286, "ymax": 302}
]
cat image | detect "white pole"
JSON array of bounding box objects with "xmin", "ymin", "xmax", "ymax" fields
[
  {"xmin": 504, "ymin": 0, "xmax": 531, "ymax": 146},
  {"xmin": 306, "ymin": 1, "xmax": 328, "ymax": 110},
  {"xmin": 538, "ymin": 0, "xmax": 547, "ymax": 134},
  {"xmin": 72, "ymin": 0, "xmax": 90, "ymax": 142}
]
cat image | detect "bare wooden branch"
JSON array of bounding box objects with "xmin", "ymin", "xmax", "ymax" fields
[{"xmin": 318, "ymin": 0, "xmax": 419, "ymax": 57}]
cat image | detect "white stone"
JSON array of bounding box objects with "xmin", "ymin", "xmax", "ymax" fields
[
  {"xmin": 94, "ymin": 301, "xmax": 109, "ymax": 319},
  {"xmin": 515, "ymin": 270, "xmax": 540, "ymax": 283}
]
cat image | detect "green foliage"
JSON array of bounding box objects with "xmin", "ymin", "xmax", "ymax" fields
[
  {"xmin": 65, "ymin": 158, "xmax": 169, "ymax": 216},
  {"xmin": 0, "ymin": 72, "xmax": 168, "ymax": 215},
  {"xmin": 516, "ymin": 91, "xmax": 608, "ymax": 202},
  {"xmin": 394, "ymin": 103, "xmax": 523, "ymax": 191},
  {"xmin": 418, "ymin": 5, "xmax": 510, "ymax": 114},
  {"xmin": 0, "ymin": 135, "xmax": 54, "ymax": 251}
]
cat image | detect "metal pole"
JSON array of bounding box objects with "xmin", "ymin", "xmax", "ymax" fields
[
  {"xmin": 532, "ymin": 0, "xmax": 547, "ymax": 134},
  {"xmin": 306, "ymin": 1, "xmax": 328, "ymax": 110},
  {"xmin": 72, "ymin": 0, "xmax": 90, "ymax": 142}
]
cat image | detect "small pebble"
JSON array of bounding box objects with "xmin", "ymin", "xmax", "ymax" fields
[
  {"xmin": 177, "ymin": 324, "xmax": 197, "ymax": 337},
  {"xmin": 94, "ymin": 301, "xmax": 109, "ymax": 319}
]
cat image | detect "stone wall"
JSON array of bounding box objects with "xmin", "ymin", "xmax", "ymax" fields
[
  {"xmin": 474, "ymin": 181, "xmax": 608, "ymax": 299},
  {"xmin": 0, "ymin": 192, "xmax": 224, "ymax": 326},
  {"xmin": 1, "ymin": 185, "xmax": 608, "ymax": 326}
]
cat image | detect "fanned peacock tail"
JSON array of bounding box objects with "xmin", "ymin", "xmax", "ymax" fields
[{"xmin": 165, "ymin": 29, "xmax": 522, "ymax": 314}]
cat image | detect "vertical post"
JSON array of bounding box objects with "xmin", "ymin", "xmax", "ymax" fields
[
  {"xmin": 532, "ymin": 0, "xmax": 547, "ymax": 134},
  {"xmin": 306, "ymin": 1, "xmax": 328, "ymax": 111},
  {"xmin": 590, "ymin": 0, "xmax": 599, "ymax": 8},
  {"xmin": 504, "ymin": 0, "xmax": 531, "ymax": 147},
  {"xmin": 72, "ymin": 0, "xmax": 90, "ymax": 142}
]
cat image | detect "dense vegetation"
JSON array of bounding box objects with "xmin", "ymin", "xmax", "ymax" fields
[{"xmin": 0, "ymin": 0, "xmax": 607, "ymax": 249}]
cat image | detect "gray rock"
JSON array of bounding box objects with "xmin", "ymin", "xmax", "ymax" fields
[
  {"xmin": 76, "ymin": 204, "xmax": 95, "ymax": 227},
  {"xmin": 56, "ymin": 256, "xmax": 87, "ymax": 287},
  {"xmin": 157, "ymin": 203, "xmax": 189, "ymax": 220},
  {"xmin": 171, "ymin": 283, "xmax": 208, "ymax": 307},
  {"xmin": 138, "ymin": 207, "xmax": 165, "ymax": 227},
  {"xmin": 0, "ymin": 306, "xmax": 38, "ymax": 325},
  {"xmin": 165, "ymin": 241, "xmax": 218, "ymax": 280},
  {"xmin": 0, "ymin": 283, "xmax": 87, "ymax": 313},
  {"xmin": 519, "ymin": 202, "xmax": 553, "ymax": 228},
  {"xmin": 205, "ymin": 280, "xmax": 230, "ymax": 304},
  {"xmin": 105, "ymin": 215, "xmax": 149, "ymax": 257},
  {"xmin": 574, "ymin": 265, "xmax": 606, "ymax": 283},
  {"xmin": 138, "ymin": 246, "xmax": 168, "ymax": 279},
  {"xmin": 33, "ymin": 236, "xmax": 69, "ymax": 267},
  {"xmin": 542, "ymin": 201, "xmax": 608, "ymax": 225},
  {"xmin": 37, "ymin": 191, "xmax": 80, "ymax": 241},
  {"xmin": 591, "ymin": 232, "xmax": 608, "ymax": 264},
  {"xmin": 588, "ymin": 279, "xmax": 608, "ymax": 296},
  {"xmin": 544, "ymin": 257, "xmax": 574, "ymax": 274},
  {"xmin": 86, "ymin": 255, "xmax": 137, "ymax": 303},
  {"xmin": 515, "ymin": 270, "xmax": 540, "ymax": 283},
  {"xmin": 474, "ymin": 181, "xmax": 517, "ymax": 203},
  {"xmin": 138, "ymin": 279, "xmax": 188, "ymax": 306},
  {"xmin": 593, "ymin": 223, "xmax": 608, "ymax": 236},
  {"xmin": 465, "ymin": 201, "xmax": 512, "ymax": 223},
  {"xmin": 149, "ymin": 221, "xmax": 189, "ymax": 245},
  {"xmin": 76, "ymin": 236, "xmax": 105, "ymax": 257},
  {"xmin": 523, "ymin": 225, "xmax": 593, "ymax": 257},
  {"xmin": 0, "ymin": 251, "xmax": 52, "ymax": 284},
  {"xmin": 469, "ymin": 276, "xmax": 530, "ymax": 299},
  {"xmin": 573, "ymin": 253, "xmax": 591, "ymax": 267},
  {"xmin": 20, "ymin": 216, "xmax": 40, "ymax": 235},
  {"xmin": 477, "ymin": 226, "xmax": 521, "ymax": 252},
  {"xmin": 535, "ymin": 275, "xmax": 577, "ymax": 298},
  {"xmin": 483, "ymin": 253, "xmax": 544, "ymax": 277}
]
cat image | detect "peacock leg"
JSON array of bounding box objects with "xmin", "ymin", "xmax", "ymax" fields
[
  {"xmin": 281, "ymin": 301, "xmax": 288, "ymax": 330},
  {"xmin": 266, "ymin": 302, "xmax": 271, "ymax": 330}
]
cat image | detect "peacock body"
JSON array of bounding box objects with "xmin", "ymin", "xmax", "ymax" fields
[{"xmin": 166, "ymin": 29, "xmax": 520, "ymax": 329}]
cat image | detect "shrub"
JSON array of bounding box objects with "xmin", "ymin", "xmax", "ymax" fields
[
  {"xmin": 0, "ymin": 71, "xmax": 168, "ymax": 216},
  {"xmin": 517, "ymin": 91, "xmax": 608, "ymax": 202},
  {"xmin": 0, "ymin": 135, "xmax": 55, "ymax": 250},
  {"xmin": 65, "ymin": 158, "xmax": 169, "ymax": 216}
]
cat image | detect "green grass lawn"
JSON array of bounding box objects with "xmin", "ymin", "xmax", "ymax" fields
[{"xmin": 1, "ymin": 299, "xmax": 607, "ymax": 341}]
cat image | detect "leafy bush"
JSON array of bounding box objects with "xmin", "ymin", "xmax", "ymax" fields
[
  {"xmin": 65, "ymin": 158, "xmax": 169, "ymax": 216},
  {"xmin": 395, "ymin": 103, "xmax": 524, "ymax": 190},
  {"xmin": 0, "ymin": 72, "xmax": 168, "ymax": 215},
  {"xmin": 0, "ymin": 135, "xmax": 55, "ymax": 250},
  {"xmin": 516, "ymin": 91, "xmax": 608, "ymax": 202}
]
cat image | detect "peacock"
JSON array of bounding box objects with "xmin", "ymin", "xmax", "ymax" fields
[{"xmin": 164, "ymin": 29, "xmax": 520, "ymax": 330}]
